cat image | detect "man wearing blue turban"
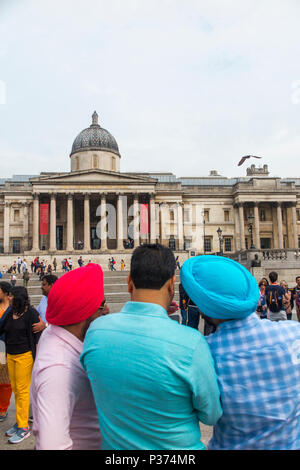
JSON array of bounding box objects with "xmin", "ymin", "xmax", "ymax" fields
[{"xmin": 180, "ymin": 255, "xmax": 300, "ymax": 450}]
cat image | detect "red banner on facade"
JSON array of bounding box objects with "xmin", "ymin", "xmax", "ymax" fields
[
  {"xmin": 40, "ymin": 203, "xmax": 49, "ymax": 235},
  {"xmin": 140, "ymin": 203, "xmax": 149, "ymax": 235}
]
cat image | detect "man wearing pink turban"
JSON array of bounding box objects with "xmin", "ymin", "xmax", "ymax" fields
[{"xmin": 31, "ymin": 263, "xmax": 108, "ymax": 450}]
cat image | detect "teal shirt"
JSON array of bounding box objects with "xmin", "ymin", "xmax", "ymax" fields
[{"xmin": 80, "ymin": 301, "xmax": 222, "ymax": 450}]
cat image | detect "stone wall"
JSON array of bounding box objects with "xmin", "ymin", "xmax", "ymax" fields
[{"xmin": 0, "ymin": 251, "xmax": 189, "ymax": 272}]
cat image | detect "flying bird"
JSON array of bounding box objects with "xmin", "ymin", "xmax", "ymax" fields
[{"xmin": 238, "ymin": 155, "xmax": 262, "ymax": 166}]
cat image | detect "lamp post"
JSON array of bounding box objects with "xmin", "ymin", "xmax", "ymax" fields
[
  {"xmin": 248, "ymin": 213, "xmax": 255, "ymax": 249},
  {"xmin": 217, "ymin": 227, "xmax": 223, "ymax": 255}
]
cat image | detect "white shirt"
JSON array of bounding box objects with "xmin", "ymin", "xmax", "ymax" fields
[{"xmin": 31, "ymin": 325, "xmax": 101, "ymax": 450}]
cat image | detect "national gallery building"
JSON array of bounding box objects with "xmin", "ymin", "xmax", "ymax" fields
[{"xmin": 1, "ymin": 112, "xmax": 300, "ymax": 259}]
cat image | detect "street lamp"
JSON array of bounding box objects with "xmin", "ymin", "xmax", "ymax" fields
[
  {"xmin": 217, "ymin": 227, "xmax": 223, "ymax": 255},
  {"xmin": 248, "ymin": 213, "xmax": 255, "ymax": 249}
]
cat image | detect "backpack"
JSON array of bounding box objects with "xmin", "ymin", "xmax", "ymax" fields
[{"xmin": 267, "ymin": 285, "xmax": 283, "ymax": 313}]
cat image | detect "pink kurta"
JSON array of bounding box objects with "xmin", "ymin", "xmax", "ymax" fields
[{"xmin": 31, "ymin": 325, "xmax": 101, "ymax": 450}]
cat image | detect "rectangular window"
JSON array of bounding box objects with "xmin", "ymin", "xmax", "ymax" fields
[
  {"xmin": 298, "ymin": 237, "xmax": 300, "ymax": 249},
  {"xmin": 184, "ymin": 238, "xmax": 191, "ymax": 250},
  {"xmin": 260, "ymin": 209, "xmax": 266, "ymax": 222},
  {"xmin": 297, "ymin": 209, "xmax": 300, "ymax": 221},
  {"xmin": 204, "ymin": 210, "xmax": 209, "ymax": 223},
  {"xmin": 184, "ymin": 209, "xmax": 191, "ymax": 222},
  {"xmin": 204, "ymin": 237, "xmax": 212, "ymax": 252},
  {"xmin": 14, "ymin": 209, "xmax": 20, "ymax": 222},
  {"xmin": 169, "ymin": 237, "xmax": 175, "ymax": 250},
  {"xmin": 12, "ymin": 239, "xmax": 20, "ymax": 254},
  {"xmin": 260, "ymin": 238, "xmax": 271, "ymax": 249},
  {"xmin": 224, "ymin": 210, "xmax": 229, "ymax": 222},
  {"xmin": 224, "ymin": 237, "xmax": 232, "ymax": 252}
]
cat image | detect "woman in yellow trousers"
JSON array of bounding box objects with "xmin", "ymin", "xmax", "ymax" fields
[{"xmin": 0, "ymin": 286, "xmax": 41, "ymax": 444}]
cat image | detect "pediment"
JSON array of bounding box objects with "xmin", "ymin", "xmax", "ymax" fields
[{"xmin": 30, "ymin": 169, "xmax": 157, "ymax": 185}]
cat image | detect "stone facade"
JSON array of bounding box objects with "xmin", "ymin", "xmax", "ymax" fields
[{"xmin": 1, "ymin": 113, "xmax": 300, "ymax": 261}]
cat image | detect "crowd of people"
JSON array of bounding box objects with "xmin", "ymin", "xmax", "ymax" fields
[
  {"xmin": 2, "ymin": 256, "xmax": 128, "ymax": 281},
  {"xmin": 0, "ymin": 245, "xmax": 300, "ymax": 450},
  {"xmin": 180, "ymin": 271, "xmax": 300, "ymax": 331},
  {"xmin": 255, "ymin": 273, "xmax": 300, "ymax": 322}
]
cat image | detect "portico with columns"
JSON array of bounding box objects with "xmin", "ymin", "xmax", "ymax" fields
[
  {"xmin": 29, "ymin": 185, "xmax": 160, "ymax": 253},
  {"xmin": 234, "ymin": 194, "xmax": 298, "ymax": 251}
]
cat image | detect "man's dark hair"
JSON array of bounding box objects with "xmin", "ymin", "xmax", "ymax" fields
[
  {"xmin": 0, "ymin": 281, "xmax": 11, "ymax": 296},
  {"xmin": 296, "ymin": 276, "xmax": 300, "ymax": 282},
  {"xmin": 130, "ymin": 244, "xmax": 176, "ymax": 290},
  {"xmin": 269, "ymin": 271, "xmax": 278, "ymax": 283},
  {"xmin": 10, "ymin": 286, "xmax": 30, "ymax": 316},
  {"xmin": 42, "ymin": 274, "xmax": 58, "ymax": 286}
]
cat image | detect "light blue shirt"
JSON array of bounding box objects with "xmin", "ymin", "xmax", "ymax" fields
[
  {"xmin": 81, "ymin": 301, "xmax": 222, "ymax": 450},
  {"xmin": 206, "ymin": 313, "xmax": 300, "ymax": 450},
  {"xmin": 36, "ymin": 295, "xmax": 48, "ymax": 323}
]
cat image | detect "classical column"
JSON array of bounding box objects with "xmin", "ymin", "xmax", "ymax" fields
[
  {"xmin": 117, "ymin": 193, "xmax": 124, "ymax": 250},
  {"xmin": 66, "ymin": 193, "xmax": 74, "ymax": 251},
  {"xmin": 253, "ymin": 203, "xmax": 260, "ymax": 249},
  {"xmin": 276, "ymin": 202, "xmax": 284, "ymax": 249},
  {"xmin": 84, "ymin": 193, "xmax": 91, "ymax": 251},
  {"xmin": 133, "ymin": 194, "xmax": 140, "ymax": 247},
  {"xmin": 291, "ymin": 202, "xmax": 298, "ymax": 249},
  {"xmin": 149, "ymin": 194, "xmax": 156, "ymax": 244},
  {"xmin": 3, "ymin": 201, "xmax": 10, "ymax": 254},
  {"xmin": 31, "ymin": 193, "xmax": 40, "ymax": 252},
  {"xmin": 234, "ymin": 205, "xmax": 241, "ymax": 251},
  {"xmin": 177, "ymin": 202, "xmax": 184, "ymax": 250},
  {"xmin": 22, "ymin": 202, "xmax": 29, "ymax": 252},
  {"xmin": 159, "ymin": 202, "xmax": 167, "ymax": 245},
  {"xmin": 49, "ymin": 193, "xmax": 57, "ymax": 252},
  {"xmin": 100, "ymin": 193, "xmax": 107, "ymax": 250},
  {"xmin": 238, "ymin": 203, "xmax": 246, "ymax": 250}
]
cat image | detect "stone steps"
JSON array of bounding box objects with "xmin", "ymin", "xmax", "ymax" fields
[{"xmin": 1, "ymin": 272, "xmax": 181, "ymax": 315}]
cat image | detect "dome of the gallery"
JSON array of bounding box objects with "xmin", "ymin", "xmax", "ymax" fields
[{"xmin": 70, "ymin": 111, "xmax": 120, "ymax": 157}]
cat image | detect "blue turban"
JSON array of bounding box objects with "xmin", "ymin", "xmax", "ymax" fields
[{"xmin": 180, "ymin": 255, "xmax": 259, "ymax": 320}]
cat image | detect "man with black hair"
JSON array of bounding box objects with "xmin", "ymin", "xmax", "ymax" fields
[
  {"xmin": 33, "ymin": 274, "xmax": 58, "ymax": 334},
  {"xmin": 265, "ymin": 271, "xmax": 287, "ymax": 322},
  {"xmin": 81, "ymin": 243, "xmax": 222, "ymax": 450}
]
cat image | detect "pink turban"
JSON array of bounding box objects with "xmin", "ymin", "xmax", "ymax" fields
[{"xmin": 46, "ymin": 263, "xmax": 104, "ymax": 326}]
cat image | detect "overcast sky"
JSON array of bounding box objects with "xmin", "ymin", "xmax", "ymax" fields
[{"xmin": 0, "ymin": 0, "xmax": 300, "ymax": 179}]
